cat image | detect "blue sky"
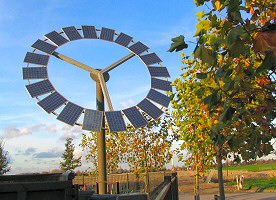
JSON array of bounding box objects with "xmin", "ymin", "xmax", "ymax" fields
[{"xmin": 0, "ymin": 0, "xmax": 200, "ymax": 174}]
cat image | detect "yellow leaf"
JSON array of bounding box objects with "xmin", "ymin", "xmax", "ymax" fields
[
  {"xmin": 215, "ymin": 1, "xmax": 223, "ymax": 11},
  {"xmin": 195, "ymin": 20, "xmax": 212, "ymax": 36},
  {"xmin": 196, "ymin": 11, "xmax": 206, "ymax": 20}
]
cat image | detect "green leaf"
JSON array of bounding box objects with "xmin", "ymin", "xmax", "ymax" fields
[
  {"xmin": 168, "ymin": 35, "xmax": 188, "ymax": 52},
  {"xmin": 223, "ymin": 77, "xmax": 234, "ymax": 91},
  {"xmin": 196, "ymin": 73, "xmax": 208, "ymax": 79},
  {"xmin": 203, "ymin": 91, "xmax": 220, "ymax": 106},
  {"xmin": 195, "ymin": 0, "xmax": 209, "ymax": 6},
  {"xmin": 194, "ymin": 45, "xmax": 214, "ymax": 64},
  {"xmin": 227, "ymin": 0, "xmax": 241, "ymax": 13},
  {"xmin": 227, "ymin": 137, "xmax": 234, "ymax": 149},
  {"xmin": 256, "ymin": 51, "xmax": 276, "ymax": 74},
  {"xmin": 219, "ymin": 107, "xmax": 236, "ymax": 123},
  {"xmin": 215, "ymin": 67, "xmax": 226, "ymax": 79},
  {"xmin": 229, "ymin": 38, "xmax": 248, "ymax": 57},
  {"xmin": 227, "ymin": 0, "xmax": 242, "ymax": 23},
  {"xmin": 195, "ymin": 87, "xmax": 206, "ymax": 97},
  {"xmin": 226, "ymin": 26, "xmax": 245, "ymax": 47}
]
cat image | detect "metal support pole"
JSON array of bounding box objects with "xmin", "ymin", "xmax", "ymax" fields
[{"xmin": 96, "ymin": 82, "xmax": 107, "ymax": 194}]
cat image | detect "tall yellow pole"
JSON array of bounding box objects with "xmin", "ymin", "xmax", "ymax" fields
[{"xmin": 96, "ymin": 82, "xmax": 107, "ymax": 194}]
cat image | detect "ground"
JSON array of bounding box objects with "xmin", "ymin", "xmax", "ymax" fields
[{"xmin": 177, "ymin": 169, "xmax": 276, "ymax": 195}]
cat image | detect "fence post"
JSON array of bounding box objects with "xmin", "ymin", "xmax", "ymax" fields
[
  {"xmin": 136, "ymin": 174, "xmax": 140, "ymax": 192},
  {"xmin": 164, "ymin": 175, "xmax": 172, "ymax": 200},
  {"xmin": 145, "ymin": 170, "xmax": 150, "ymax": 194},
  {"xmin": 116, "ymin": 181, "xmax": 120, "ymax": 194},
  {"xmin": 172, "ymin": 172, "xmax": 179, "ymax": 200},
  {"xmin": 127, "ymin": 173, "xmax": 130, "ymax": 193},
  {"xmin": 96, "ymin": 182, "xmax": 99, "ymax": 194}
]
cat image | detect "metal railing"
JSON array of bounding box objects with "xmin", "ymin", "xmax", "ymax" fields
[
  {"xmin": 150, "ymin": 172, "xmax": 179, "ymax": 200},
  {"xmin": 73, "ymin": 171, "xmax": 172, "ymax": 194},
  {"xmin": 73, "ymin": 172, "xmax": 179, "ymax": 200}
]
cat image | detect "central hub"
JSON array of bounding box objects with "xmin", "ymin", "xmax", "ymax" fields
[{"xmin": 90, "ymin": 69, "xmax": 110, "ymax": 83}]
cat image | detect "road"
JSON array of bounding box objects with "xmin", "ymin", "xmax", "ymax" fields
[{"xmin": 179, "ymin": 192, "xmax": 276, "ymax": 200}]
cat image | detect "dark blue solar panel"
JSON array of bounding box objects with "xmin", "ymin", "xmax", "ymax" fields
[
  {"xmin": 57, "ymin": 102, "xmax": 84, "ymax": 126},
  {"xmin": 82, "ymin": 109, "xmax": 103, "ymax": 131},
  {"xmin": 82, "ymin": 25, "xmax": 98, "ymax": 39},
  {"xmin": 24, "ymin": 52, "xmax": 49, "ymax": 66},
  {"xmin": 151, "ymin": 78, "xmax": 172, "ymax": 92},
  {"xmin": 23, "ymin": 67, "xmax": 48, "ymax": 80},
  {"xmin": 105, "ymin": 111, "xmax": 126, "ymax": 132},
  {"xmin": 140, "ymin": 53, "xmax": 162, "ymax": 65},
  {"xmin": 137, "ymin": 99, "xmax": 163, "ymax": 120},
  {"xmin": 38, "ymin": 91, "xmax": 67, "ymax": 113},
  {"xmin": 147, "ymin": 89, "xmax": 170, "ymax": 108},
  {"xmin": 44, "ymin": 31, "xmax": 69, "ymax": 46},
  {"xmin": 148, "ymin": 67, "xmax": 170, "ymax": 77},
  {"xmin": 128, "ymin": 42, "xmax": 149, "ymax": 55},
  {"xmin": 62, "ymin": 26, "xmax": 82, "ymax": 41},
  {"xmin": 25, "ymin": 80, "xmax": 55, "ymax": 98},
  {"xmin": 100, "ymin": 27, "xmax": 115, "ymax": 41},
  {"xmin": 115, "ymin": 32, "xmax": 133, "ymax": 47},
  {"xmin": 123, "ymin": 106, "xmax": 148, "ymax": 128},
  {"xmin": 31, "ymin": 39, "xmax": 57, "ymax": 54}
]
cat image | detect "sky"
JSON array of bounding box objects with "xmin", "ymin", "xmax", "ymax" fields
[{"xmin": 0, "ymin": 0, "xmax": 201, "ymax": 174}]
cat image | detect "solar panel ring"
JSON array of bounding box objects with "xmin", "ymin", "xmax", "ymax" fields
[{"xmin": 24, "ymin": 25, "xmax": 171, "ymax": 132}]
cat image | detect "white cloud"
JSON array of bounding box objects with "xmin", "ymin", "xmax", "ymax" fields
[
  {"xmin": 119, "ymin": 99, "xmax": 136, "ymax": 109},
  {"xmin": 46, "ymin": 124, "xmax": 57, "ymax": 133},
  {"xmin": 24, "ymin": 147, "xmax": 37, "ymax": 156},
  {"xmin": 59, "ymin": 125, "xmax": 83, "ymax": 141},
  {"xmin": 0, "ymin": 124, "xmax": 60, "ymax": 139},
  {"xmin": 1, "ymin": 125, "xmax": 32, "ymax": 139}
]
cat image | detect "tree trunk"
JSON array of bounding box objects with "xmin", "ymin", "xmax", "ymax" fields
[
  {"xmin": 216, "ymin": 146, "xmax": 225, "ymax": 200},
  {"xmin": 194, "ymin": 155, "xmax": 200, "ymax": 200}
]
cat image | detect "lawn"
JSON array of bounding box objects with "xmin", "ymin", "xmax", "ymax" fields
[
  {"xmin": 225, "ymin": 163, "xmax": 276, "ymax": 172},
  {"xmin": 227, "ymin": 177, "xmax": 276, "ymax": 192}
]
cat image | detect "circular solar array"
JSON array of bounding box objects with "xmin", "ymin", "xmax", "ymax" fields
[{"xmin": 23, "ymin": 25, "xmax": 171, "ymax": 132}]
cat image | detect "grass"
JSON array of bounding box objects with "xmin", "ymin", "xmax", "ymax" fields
[
  {"xmin": 225, "ymin": 163, "xmax": 276, "ymax": 172},
  {"xmin": 227, "ymin": 177, "xmax": 276, "ymax": 192}
]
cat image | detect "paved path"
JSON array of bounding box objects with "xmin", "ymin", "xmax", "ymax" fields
[{"xmin": 179, "ymin": 192, "xmax": 276, "ymax": 200}]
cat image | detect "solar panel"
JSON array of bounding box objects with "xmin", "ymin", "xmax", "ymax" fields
[
  {"xmin": 140, "ymin": 53, "xmax": 162, "ymax": 65},
  {"xmin": 128, "ymin": 42, "xmax": 149, "ymax": 55},
  {"xmin": 57, "ymin": 102, "xmax": 84, "ymax": 126},
  {"xmin": 25, "ymin": 80, "xmax": 55, "ymax": 98},
  {"xmin": 148, "ymin": 67, "xmax": 170, "ymax": 77},
  {"xmin": 122, "ymin": 106, "xmax": 148, "ymax": 128},
  {"xmin": 137, "ymin": 99, "xmax": 163, "ymax": 120},
  {"xmin": 100, "ymin": 27, "xmax": 115, "ymax": 41},
  {"xmin": 37, "ymin": 91, "xmax": 67, "ymax": 113},
  {"xmin": 24, "ymin": 52, "xmax": 49, "ymax": 66},
  {"xmin": 23, "ymin": 67, "xmax": 48, "ymax": 80},
  {"xmin": 147, "ymin": 89, "xmax": 170, "ymax": 108},
  {"xmin": 82, "ymin": 25, "xmax": 98, "ymax": 39},
  {"xmin": 44, "ymin": 31, "xmax": 69, "ymax": 46},
  {"xmin": 115, "ymin": 32, "xmax": 133, "ymax": 47},
  {"xmin": 31, "ymin": 39, "xmax": 57, "ymax": 54},
  {"xmin": 105, "ymin": 111, "xmax": 127, "ymax": 132},
  {"xmin": 151, "ymin": 78, "xmax": 172, "ymax": 92},
  {"xmin": 82, "ymin": 109, "xmax": 103, "ymax": 131},
  {"xmin": 62, "ymin": 26, "xmax": 82, "ymax": 41}
]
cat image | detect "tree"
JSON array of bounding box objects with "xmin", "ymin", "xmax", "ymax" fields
[
  {"xmin": 124, "ymin": 114, "xmax": 174, "ymax": 174},
  {"xmin": 0, "ymin": 140, "xmax": 11, "ymax": 175},
  {"xmin": 60, "ymin": 138, "xmax": 82, "ymax": 172},
  {"xmin": 80, "ymin": 113, "xmax": 174, "ymax": 174},
  {"xmin": 169, "ymin": 1, "xmax": 276, "ymax": 199}
]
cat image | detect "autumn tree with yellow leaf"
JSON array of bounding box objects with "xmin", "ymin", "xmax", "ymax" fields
[
  {"xmin": 169, "ymin": 0, "xmax": 276, "ymax": 199},
  {"xmin": 80, "ymin": 114, "xmax": 174, "ymax": 174}
]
